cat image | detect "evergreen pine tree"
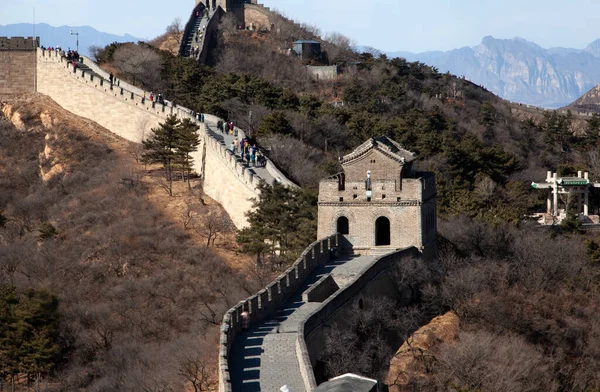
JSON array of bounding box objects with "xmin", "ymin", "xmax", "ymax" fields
[
  {"xmin": 237, "ymin": 182, "xmax": 317, "ymax": 268},
  {"xmin": 142, "ymin": 115, "xmax": 181, "ymax": 195},
  {"xmin": 0, "ymin": 286, "xmax": 60, "ymax": 390},
  {"xmin": 175, "ymin": 118, "xmax": 201, "ymax": 189}
]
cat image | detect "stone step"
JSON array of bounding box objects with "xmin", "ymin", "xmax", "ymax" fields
[{"xmin": 369, "ymin": 247, "xmax": 399, "ymax": 256}]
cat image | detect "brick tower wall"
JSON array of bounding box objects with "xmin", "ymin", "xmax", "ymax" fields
[{"xmin": 0, "ymin": 37, "xmax": 39, "ymax": 95}]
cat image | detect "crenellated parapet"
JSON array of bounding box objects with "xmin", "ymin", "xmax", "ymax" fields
[
  {"xmin": 218, "ymin": 235, "xmax": 339, "ymax": 392},
  {"xmin": 0, "ymin": 36, "xmax": 39, "ymax": 51},
  {"xmin": 34, "ymin": 47, "xmax": 294, "ymax": 228}
]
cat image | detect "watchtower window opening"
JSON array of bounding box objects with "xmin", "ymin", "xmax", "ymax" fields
[
  {"xmin": 337, "ymin": 216, "xmax": 349, "ymax": 235},
  {"xmin": 337, "ymin": 173, "xmax": 345, "ymax": 191},
  {"xmin": 375, "ymin": 216, "xmax": 391, "ymax": 246}
]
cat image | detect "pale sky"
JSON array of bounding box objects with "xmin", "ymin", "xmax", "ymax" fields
[{"xmin": 2, "ymin": 0, "xmax": 600, "ymax": 53}]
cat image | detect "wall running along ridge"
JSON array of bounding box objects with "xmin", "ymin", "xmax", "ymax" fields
[
  {"xmin": 218, "ymin": 235, "xmax": 339, "ymax": 392},
  {"xmin": 35, "ymin": 48, "xmax": 292, "ymax": 228}
]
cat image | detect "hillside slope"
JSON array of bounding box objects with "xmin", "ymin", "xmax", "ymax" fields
[
  {"xmin": 0, "ymin": 94, "xmax": 261, "ymax": 391},
  {"xmin": 567, "ymin": 83, "xmax": 600, "ymax": 114}
]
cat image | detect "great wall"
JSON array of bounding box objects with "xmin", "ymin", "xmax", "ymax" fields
[
  {"xmin": 31, "ymin": 45, "xmax": 295, "ymax": 228},
  {"xmin": 1, "ymin": 9, "xmax": 439, "ymax": 390}
]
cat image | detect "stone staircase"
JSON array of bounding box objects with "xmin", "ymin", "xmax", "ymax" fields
[
  {"xmin": 369, "ymin": 247, "xmax": 400, "ymax": 257},
  {"xmin": 182, "ymin": 13, "xmax": 205, "ymax": 58}
]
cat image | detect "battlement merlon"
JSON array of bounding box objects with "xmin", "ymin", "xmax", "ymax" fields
[{"xmin": 0, "ymin": 37, "xmax": 40, "ymax": 51}]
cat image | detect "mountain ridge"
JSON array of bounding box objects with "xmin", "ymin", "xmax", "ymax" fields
[{"xmin": 387, "ymin": 36, "xmax": 600, "ymax": 108}]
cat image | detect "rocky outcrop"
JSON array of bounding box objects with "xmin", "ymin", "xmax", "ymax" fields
[
  {"xmin": 389, "ymin": 36, "xmax": 600, "ymax": 108},
  {"xmin": 385, "ymin": 311, "xmax": 459, "ymax": 391},
  {"xmin": 568, "ymin": 83, "xmax": 600, "ymax": 114},
  {"xmin": 1, "ymin": 103, "xmax": 25, "ymax": 130}
]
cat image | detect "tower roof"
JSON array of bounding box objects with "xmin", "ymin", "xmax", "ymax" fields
[{"xmin": 340, "ymin": 136, "xmax": 416, "ymax": 165}]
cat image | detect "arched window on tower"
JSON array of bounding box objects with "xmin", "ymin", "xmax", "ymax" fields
[{"xmin": 337, "ymin": 216, "xmax": 349, "ymax": 235}]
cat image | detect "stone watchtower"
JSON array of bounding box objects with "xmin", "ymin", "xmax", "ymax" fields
[
  {"xmin": 317, "ymin": 136, "xmax": 437, "ymax": 258},
  {"xmin": 196, "ymin": 0, "xmax": 257, "ymax": 12},
  {"xmin": 0, "ymin": 37, "xmax": 39, "ymax": 95}
]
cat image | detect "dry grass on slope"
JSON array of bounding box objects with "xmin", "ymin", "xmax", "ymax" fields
[
  {"xmin": 148, "ymin": 31, "xmax": 183, "ymax": 56},
  {"xmin": 0, "ymin": 93, "xmax": 263, "ymax": 391}
]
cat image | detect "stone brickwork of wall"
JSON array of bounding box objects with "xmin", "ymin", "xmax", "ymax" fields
[
  {"xmin": 200, "ymin": 135, "xmax": 260, "ymax": 228},
  {"xmin": 35, "ymin": 48, "xmax": 293, "ymax": 229},
  {"xmin": 298, "ymin": 247, "xmax": 421, "ymax": 389},
  {"xmin": 302, "ymin": 274, "xmax": 339, "ymax": 303},
  {"xmin": 37, "ymin": 50, "xmax": 168, "ymax": 142},
  {"xmin": 0, "ymin": 37, "xmax": 39, "ymax": 95},
  {"xmin": 306, "ymin": 65, "xmax": 338, "ymax": 81},
  {"xmin": 218, "ymin": 235, "xmax": 339, "ymax": 392},
  {"xmin": 243, "ymin": 4, "xmax": 271, "ymax": 30},
  {"xmin": 317, "ymin": 137, "xmax": 437, "ymax": 252},
  {"xmin": 317, "ymin": 173, "xmax": 436, "ymax": 251}
]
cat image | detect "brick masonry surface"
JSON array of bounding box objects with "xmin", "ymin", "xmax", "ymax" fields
[
  {"xmin": 317, "ymin": 145, "xmax": 437, "ymax": 251},
  {"xmin": 0, "ymin": 37, "xmax": 38, "ymax": 95}
]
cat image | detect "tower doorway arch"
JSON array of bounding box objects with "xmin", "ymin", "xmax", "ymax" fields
[
  {"xmin": 337, "ymin": 216, "xmax": 349, "ymax": 235},
  {"xmin": 375, "ymin": 216, "xmax": 390, "ymax": 246}
]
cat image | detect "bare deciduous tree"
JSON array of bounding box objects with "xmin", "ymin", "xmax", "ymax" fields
[
  {"xmin": 433, "ymin": 331, "xmax": 557, "ymax": 392},
  {"xmin": 113, "ymin": 45, "xmax": 165, "ymax": 92},
  {"xmin": 166, "ymin": 17, "xmax": 184, "ymax": 47},
  {"xmin": 194, "ymin": 210, "xmax": 235, "ymax": 247}
]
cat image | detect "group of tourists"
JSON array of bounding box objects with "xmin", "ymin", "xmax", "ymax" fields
[
  {"xmin": 216, "ymin": 120, "xmax": 266, "ymax": 167},
  {"xmin": 230, "ymin": 136, "xmax": 266, "ymax": 168},
  {"xmin": 65, "ymin": 49, "xmax": 80, "ymax": 62},
  {"xmin": 41, "ymin": 45, "xmax": 61, "ymax": 52},
  {"xmin": 146, "ymin": 91, "xmax": 165, "ymax": 105}
]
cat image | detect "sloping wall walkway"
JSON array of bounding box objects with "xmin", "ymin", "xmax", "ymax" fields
[{"xmin": 35, "ymin": 49, "xmax": 293, "ymax": 228}]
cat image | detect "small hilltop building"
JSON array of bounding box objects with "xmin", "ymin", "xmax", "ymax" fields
[{"xmin": 317, "ymin": 136, "xmax": 437, "ymax": 258}]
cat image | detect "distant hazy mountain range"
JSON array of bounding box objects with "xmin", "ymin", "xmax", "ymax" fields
[
  {"xmin": 387, "ymin": 36, "xmax": 600, "ymax": 108},
  {"xmin": 0, "ymin": 23, "xmax": 141, "ymax": 57}
]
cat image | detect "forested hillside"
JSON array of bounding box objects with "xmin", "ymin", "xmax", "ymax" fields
[
  {"xmin": 97, "ymin": 18, "xmax": 600, "ymax": 223},
  {"xmin": 10, "ymin": 8, "xmax": 600, "ymax": 391}
]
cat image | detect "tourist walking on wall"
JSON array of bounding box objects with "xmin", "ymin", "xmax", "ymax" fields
[
  {"xmin": 230, "ymin": 141, "xmax": 235, "ymax": 152},
  {"xmin": 234, "ymin": 137, "xmax": 239, "ymax": 154},
  {"xmin": 241, "ymin": 310, "xmax": 249, "ymax": 332}
]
